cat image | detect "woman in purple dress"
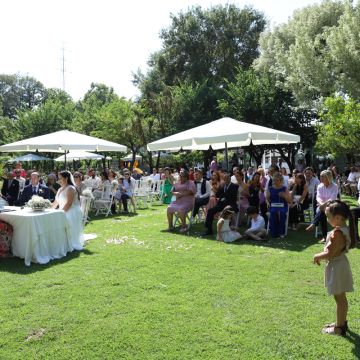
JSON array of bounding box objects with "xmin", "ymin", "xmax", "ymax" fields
[{"xmin": 167, "ymin": 169, "xmax": 196, "ymax": 232}]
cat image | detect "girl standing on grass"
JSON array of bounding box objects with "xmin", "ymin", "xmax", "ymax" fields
[
  {"xmin": 216, "ymin": 206, "xmax": 242, "ymax": 243},
  {"xmin": 313, "ymin": 200, "xmax": 356, "ymax": 336}
]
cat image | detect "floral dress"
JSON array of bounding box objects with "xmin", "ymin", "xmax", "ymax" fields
[{"xmin": 0, "ymin": 221, "xmax": 13, "ymax": 257}]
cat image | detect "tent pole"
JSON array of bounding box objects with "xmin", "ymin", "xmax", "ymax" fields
[
  {"xmin": 225, "ymin": 142, "xmax": 229, "ymax": 172},
  {"xmin": 64, "ymin": 151, "xmax": 67, "ymax": 169}
]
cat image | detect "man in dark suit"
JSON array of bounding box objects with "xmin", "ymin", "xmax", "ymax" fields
[
  {"xmin": 17, "ymin": 172, "xmax": 50, "ymax": 206},
  {"xmin": 203, "ymin": 173, "xmax": 239, "ymax": 235},
  {"xmin": 1, "ymin": 172, "xmax": 20, "ymax": 205}
]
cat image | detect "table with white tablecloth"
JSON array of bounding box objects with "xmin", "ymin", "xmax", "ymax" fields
[{"xmin": 0, "ymin": 207, "xmax": 73, "ymax": 266}]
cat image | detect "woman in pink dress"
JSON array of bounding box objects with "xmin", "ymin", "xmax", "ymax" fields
[{"xmin": 167, "ymin": 169, "xmax": 196, "ymax": 232}]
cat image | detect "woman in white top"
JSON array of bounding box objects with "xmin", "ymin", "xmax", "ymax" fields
[
  {"xmin": 52, "ymin": 170, "xmax": 84, "ymax": 250},
  {"xmin": 118, "ymin": 171, "xmax": 135, "ymax": 213}
]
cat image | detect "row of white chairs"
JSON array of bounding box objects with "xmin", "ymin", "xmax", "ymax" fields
[{"xmin": 87, "ymin": 179, "xmax": 166, "ymax": 219}]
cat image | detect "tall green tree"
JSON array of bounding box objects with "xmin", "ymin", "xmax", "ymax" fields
[
  {"xmin": 91, "ymin": 98, "xmax": 144, "ymax": 164},
  {"xmin": 16, "ymin": 99, "xmax": 76, "ymax": 139},
  {"xmin": 0, "ymin": 74, "xmax": 46, "ymax": 118},
  {"xmin": 315, "ymin": 96, "xmax": 360, "ymax": 159},
  {"xmin": 135, "ymin": 4, "xmax": 266, "ymax": 134},
  {"xmin": 72, "ymin": 83, "xmax": 119, "ymax": 135},
  {"xmin": 254, "ymin": 0, "xmax": 347, "ymax": 104},
  {"xmin": 219, "ymin": 69, "xmax": 316, "ymax": 168}
]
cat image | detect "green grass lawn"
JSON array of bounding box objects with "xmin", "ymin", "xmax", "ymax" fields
[{"xmin": 1, "ymin": 199, "xmax": 360, "ymax": 359}]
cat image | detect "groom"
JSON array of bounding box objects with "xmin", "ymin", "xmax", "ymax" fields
[{"xmin": 17, "ymin": 172, "xmax": 50, "ymax": 206}]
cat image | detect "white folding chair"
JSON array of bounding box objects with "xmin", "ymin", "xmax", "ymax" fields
[
  {"xmin": 93, "ymin": 185, "xmax": 114, "ymax": 217},
  {"xmin": 80, "ymin": 195, "xmax": 92, "ymax": 225},
  {"xmin": 149, "ymin": 179, "xmax": 165, "ymax": 205},
  {"xmin": 133, "ymin": 179, "xmax": 151, "ymax": 208}
]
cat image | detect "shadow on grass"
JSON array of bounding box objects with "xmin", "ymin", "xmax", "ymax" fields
[
  {"xmin": 87, "ymin": 211, "xmax": 140, "ymax": 222},
  {"xmin": 345, "ymin": 329, "xmax": 360, "ymax": 359},
  {"xmin": 0, "ymin": 248, "xmax": 94, "ymax": 274},
  {"xmin": 186, "ymin": 222, "xmax": 320, "ymax": 252}
]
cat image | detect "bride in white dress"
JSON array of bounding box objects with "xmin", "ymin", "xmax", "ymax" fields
[{"xmin": 52, "ymin": 170, "xmax": 84, "ymax": 250}]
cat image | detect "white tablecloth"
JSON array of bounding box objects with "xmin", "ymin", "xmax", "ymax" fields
[{"xmin": 0, "ymin": 207, "xmax": 73, "ymax": 266}]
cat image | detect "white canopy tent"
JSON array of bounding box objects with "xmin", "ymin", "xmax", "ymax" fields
[
  {"xmin": 0, "ymin": 130, "xmax": 126, "ymax": 167},
  {"xmin": 54, "ymin": 151, "xmax": 112, "ymax": 162},
  {"xmin": 7, "ymin": 154, "xmax": 50, "ymax": 162},
  {"xmin": 147, "ymin": 117, "xmax": 300, "ymax": 152},
  {"xmin": 0, "ymin": 130, "xmax": 127, "ymax": 153}
]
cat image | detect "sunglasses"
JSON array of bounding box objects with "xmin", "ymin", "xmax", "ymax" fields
[{"xmin": 74, "ymin": 175, "xmax": 80, "ymax": 178}]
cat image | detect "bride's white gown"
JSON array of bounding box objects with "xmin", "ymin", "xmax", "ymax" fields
[{"xmin": 56, "ymin": 185, "xmax": 84, "ymax": 250}]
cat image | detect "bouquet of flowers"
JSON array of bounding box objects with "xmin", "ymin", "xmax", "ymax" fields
[
  {"xmin": 27, "ymin": 195, "xmax": 52, "ymax": 211},
  {"xmin": 82, "ymin": 189, "xmax": 94, "ymax": 199}
]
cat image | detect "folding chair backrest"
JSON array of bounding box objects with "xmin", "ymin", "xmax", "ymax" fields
[{"xmin": 80, "ymin": 195, "xmax": 91, "ymax": 225}]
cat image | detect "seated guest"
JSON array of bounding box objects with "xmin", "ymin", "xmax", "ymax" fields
[
  {"xmin": 206, "ymin": 171, "xmax": 222, "ymax": 212},
  {"xmin": 246, "ymin": 167, "xmax": 255, "ymax": 182},
  {"xmin": 244, "ymin": 206, "xmax": 266, "ymax": 241},
  {"xmin": 167, "ymin": 169, "xmax": 196, "ymax": 233},
  {"xmin": 132, "ymin": 168, "xmax": 142, "ymax": 180},
  {"xmin": 203, "ymin": 173, "xmax": 238, "ymax": 236},
  {"xmin": 149, "ymin": 168, "xmax": 160, "ymax": 181},
  {"xmin": 24, "ymin": 170, "xmax": 34, "ymax": 186},
  {"xmin": 216, "ymin": 206, "xmax": 242, "ymax": 243},
  {"xmin": 230, "ymin": 167, "xmax": 240, "ymax": 184},
  {"xmin": 1, "ymin": 172, "xmax": 19, "ymax": 205},
  {"xmin": 266, "ymin": 172, "xmax": 292, "ymax": 238},
  {"xmin": 83, "ymin": 169, "xmax": 101, "ymax": 190},
  {"xmin": 17, "ymin": 172, "xmax": 50, "ymax": 206},
  {"xmin": 108, "ymin": 169, "xmax": 119, "ymax": 214},
  {"xmin": 73, "ymin": 172, "xmax": 86, "ymax": 195},
  {"xmin": 192, "ymin": 168, "xmax": 211, "ymax": 218},
  {"xmin": 289, "ymin": 173, "xmax": 309, "ymax": 230},
  {"xmin": 248, "ymin": 172, "xmax": 262, "ymax": 210},
  {"xmin": 12, "ymin": 162, "xmax": 26, "ymax": 178},
  {"xmin": 304, "ymin": 166, "xmax": 320, "ymax": 204},
  {"xmin": 288, "ymin": 169, "xmax": 299, "ymax": 190},
  {"xmin": 280, "ymin": 167, "xmax": 289, "ymax": 188},
  {"xmin": 234, "ymin": 170, "xmax": 249, "ymax": 225},
  {"xmin": 162, "ymin": 167, "xmax": 175, "ymax": 204},
  {"xmin": 14, "ymin": 169, "xmax": 26, "ymax": 193},
  {"xmin": 46, "ymin": 173, "xmax": 61, "ymax": 202},
  {"xmin": 306, "ymin": 169, "xmax": 339, "ymax": 242},
  {"xmin": 117, "ymin": 171, "xmax": 136, "ymax": 213},
  {"xmin": 93, "ymin": 171, "xmax": 111, "ymax": 199},
  {"xmin": 344, "ymin": 166, "xmax": 360, "ymax": 196}
]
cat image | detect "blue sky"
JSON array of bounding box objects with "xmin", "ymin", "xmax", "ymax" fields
[{"xmin": 1, "ymin": 0, "xmax": 321, "ymax": 100}]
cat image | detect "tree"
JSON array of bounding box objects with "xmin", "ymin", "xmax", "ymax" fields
[
  {"xmin": 16, "ymin": 99, "xmax": 76, "ymax": 139},
  {"xmin": 326, "ymin": 1, "xmax": 360, "ymax": 99},
  {"xmin": 135, "ymin": 4, "xmax": 266, "ymax": 133},
  {"xmin": 219, "ymin": 69, "xmax": 316, "ymax": 169},
  {"xmin": 91, "ymin": 98, "xmax": 145, "ymax": 165},
  {"xmin": 254, "ymin": 0, "xmax": 347, "ymax": 104},
  {"xmin": 156, "ymin": 5, "xmax": 266, "ymax": 85},
  {"xmin": 0, "ymin": 115, "xmax": 18, "ymax": 145},
  {"xmin": 315, "ymin": 96, "xmax": 360, "ymax": 160},
  {"xmin": 72, "ymin": 83, "xmax": 119, "ymax": 135},
  {"xmin": 44, "ymin": 88, "xmax": 73, "ymax": 105},
  {"xmin": 0, "ymin": 74, "xmax": 46, "ymax": 118}
]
